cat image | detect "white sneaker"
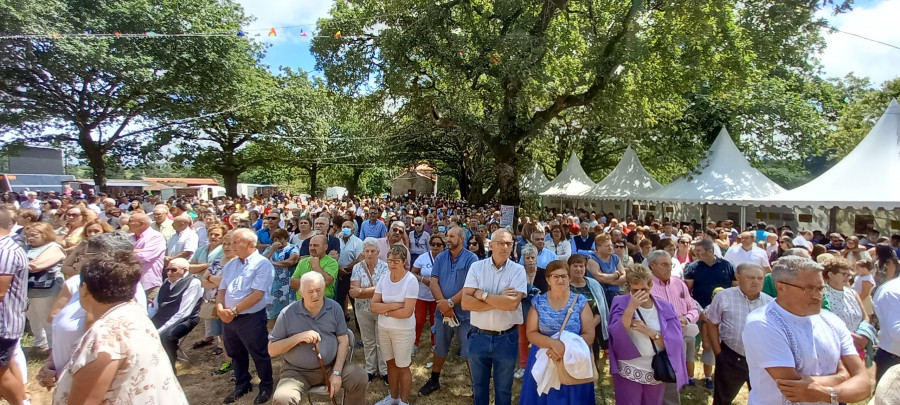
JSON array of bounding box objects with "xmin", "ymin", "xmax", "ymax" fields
[
  {"xmin": 374, "ymin": 395, "xmax": 399, "ymax": 405},
  {"xmin": 514, "ymin": 367, "xmax": 525, "ymax": 379}
]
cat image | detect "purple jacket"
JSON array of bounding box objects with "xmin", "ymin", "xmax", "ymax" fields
[{"xmin": 607, "ymin": 294, "xmax": 689, "ymax": 388}]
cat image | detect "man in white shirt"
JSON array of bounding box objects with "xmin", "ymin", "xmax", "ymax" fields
[
  {"xmin": 166, "ymin": 215, "xmax": 199, "ymax": 262},
  {"xmin": 723, "ymin": 232, "xmax": 771, "ymax": 273},
  {"xmin": 874, "ymin": 277, "xmax": 900, "ymax": 384},
  {"xmin": 19, "ymin": 192, "xmax": 41, "ymax": 215},
  {"xmin": 793, "ymin": 230, "xmax": 814, "ymax": 252},
  {"xmin": 742, "ymin": 256, "xmax": 870, "ymax": 405},
  {"xmin": 149, "ymin": 258, "xmax": 202, "ymax": 372},
  {"xmin": 462, "ymin": 228, "xmax": 526, "ymax": 405}
]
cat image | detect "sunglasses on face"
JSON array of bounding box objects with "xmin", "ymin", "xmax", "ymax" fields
[
  {"xmin": 165, "ymin": 267, "xmax": 181, "ymax": 273},
  {"xmin": 430, "ymin": 243, "xmax": 444, "ymax": 248}
]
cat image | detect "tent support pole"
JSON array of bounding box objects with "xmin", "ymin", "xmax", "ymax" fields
[
  {"xmin": 829, "ymin": 207, "xmax": 838, "ymax": 233},
  {"xmin": 625, "ymin": 200, "xmax": 631, "ymax": 220},
  {"xmin": 740, "ymin": 206, "xmax": 747, "ymax": 231},
  {"xmin": 702, "ymin": 203, "xmax": 709, "ymax": 223}
]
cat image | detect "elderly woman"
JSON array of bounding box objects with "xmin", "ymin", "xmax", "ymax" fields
[
  {"xmin": 24, "ymin": 222, "xmax": 66, "ymax": 351},
  {"xmin": 520, "ymin": 260, "xmax": 596, "ymax": 404},
  {"xmin": 514, "ymin": 243, "xmax": 546, "ymax": 378},
  {"xmin": 51, "ymin": 251, "xmax": 188, "ymax": 404},
  {"xmin": 200, "ymin": 233, "xmax": 234, "ymax": 373},
  {"xmin": 370, "ymin": 244, "xmax": 418, "ymax": 405},
  {"xmin": 822, "ymin": 258, "xmax": 872, "ymax": 355},
  {"xmin": 546, "ymin": 225, "xmax": 572, "ymax": 262},
  {"xmin": 609, "ymin": 265, "xmax": 688, "ymax": 405},
  {"xmin": 263, "ymin": 228, "xmax": 301, "ymax": 324},
  {"xmin": 568, "ymin": 254, "xmax": 610, "ymax": 360},
  {"xmin": 350, "ymin": 238, "xmax": 390, "ymax": 383},
  {"xmin": 411, "ymin": 234, "xmax": 445, "ymax": 351}
]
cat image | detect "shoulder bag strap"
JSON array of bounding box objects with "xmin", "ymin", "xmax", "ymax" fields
[
  {"xmin": 635, "ymin": 306, "xmax": 660, "ymax": 354},
  {"xmin": 361, "ymin": 261, "xmax": 375, "ymax": 287},
  {"xmin": 556, "ymin": 293, "xmax": 580, "ymax": 339}
]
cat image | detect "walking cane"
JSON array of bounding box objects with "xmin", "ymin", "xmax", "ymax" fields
[{"xmin": 313, "ymin": 342, "xmax": 339, "ymax": 405}]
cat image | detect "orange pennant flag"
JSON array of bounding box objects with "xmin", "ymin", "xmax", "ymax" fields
[
  {"xmin": 268, "ymin": 27, "xmax": 277, "ymax": 37},
  {"xmin": 334, "ymin": 31, "xmax": 341, "ymax": 38}
]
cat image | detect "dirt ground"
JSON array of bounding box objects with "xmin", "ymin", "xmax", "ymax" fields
[{"xmin": 20, "ymin": 318, "xmax": 876, "ymax": 405}]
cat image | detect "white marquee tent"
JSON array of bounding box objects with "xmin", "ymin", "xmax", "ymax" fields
[
  {"xmin": 539, "ymin": 151, "xmax": 596, "ymax": 197},
  {"xmin": 647, "ymin": 128, "xmax": 786, "ymax": 203},
  {"xmin": 754, "ymin": 99, "xmax": 900, "ymax": 210},
  {"xmin": 520, "ymin": 163, "xmax": 550, "ymax": 194},
  {"xmin": 579, "ymin": 145, "xmax": 663, "ymax": 200}
]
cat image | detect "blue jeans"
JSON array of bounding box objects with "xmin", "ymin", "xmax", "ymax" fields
[{"xmin": 467, "ymin": 327, "xmax": 518, "ymax": 405}]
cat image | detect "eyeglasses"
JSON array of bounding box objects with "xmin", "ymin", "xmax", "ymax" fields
[
  {"xmin": 678, "ymin": 241, "xmax": 690, "ymax": 245},
  {"xmin": 469, "ymin": 241, "xmax": 478, "ymax": 246},
  {"xmin": 386, "ymin": 259, "xmax": 404, "ymax": 264},
  {"xmin": 549, "ymin": 274, "xmax": 569, "ymax": 281},
  {"xmin": 778, "ymin": 280, "xmax": 825, "ymax": 295},
  {"xmin": 430, "ymin": 243, "xmax": 444, "ymax": 248},
  {"xmin": 266, "ymin": 217, "xmax": 279, "ymax": 220},
  {"xmin": 614, "ymin": 245, "xmax": 626, "ymax": 249},
  {"xmin": 165, "ymin": 267, "xmax": 181, "ymax": 273},
  {"xmin": 492, "ymin": 241, "xmax": 513, "ymax": 247}
]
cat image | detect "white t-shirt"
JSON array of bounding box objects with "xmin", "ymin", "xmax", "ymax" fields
[
  {"xmin": 412, "ymin": 253, "xmax": 436, "ymax": 301},
  {"xmin": 52, "ymin": 276, "xmax": 147, "ymax": 373},
  {"xmin": 620, "ymin": 305, "xmax": 662, "ymax": 372},
  {"xmin": 167, "ymin": 228, "xmax": 199, "ymax": 256},
  {"xmin": 723, "ymin": 245, "xmax": 769, "ymax": 269},
  {"xmin": 743, "ymin": 301, "xmax": 856, "ymax": 405},
  {"xmin": 375, "ymin": 271, "xmax": 419, "ymax": 330}
]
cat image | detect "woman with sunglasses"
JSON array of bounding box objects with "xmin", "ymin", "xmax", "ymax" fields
[
  {"xmin": 56, "ymin": 206, "xmax": 93, "ymax": 254},
  {"xmin": 411, "ymin": 235, "xmax": 446, "ymax": 353},
  {"xmin": 468, "ymin": 234, "xmax": 487, "ymax": 260},
  {"xmin": 674, "ymin": 235, "xmax": 693, "ymax": 267},
  {"xmin": 615, "ymin": 242, "xmax": 633, "ymax": 267},
  {"xmin": 768, "ymin": 236, "xmax": 794, "ymax": 264}
]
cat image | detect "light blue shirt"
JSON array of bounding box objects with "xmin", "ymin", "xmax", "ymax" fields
[
  {"xmin": 519, "ymin": 248, "xmax": 558, "ymax": 269},
  {"xmin": 359, "ymin": 220, "xmax": 387, "ymax": 240},
  {"xmin": 218, "ymin": 251, "xmax": 275, "ymax": 314}
]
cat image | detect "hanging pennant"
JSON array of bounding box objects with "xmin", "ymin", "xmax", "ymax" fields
[
  {"xmin": 300, "ymin": 30, "xmax": 308, "ymax": 37},
  {"xmin": 237, "ymin": 30, "xmax": 246, "ymax": 37},
  {"xmin": 113, "ymin": 31, "xmax": 122, "ymax": 37},
  {"xmin": 268, "ymin": 27, "xmax": 277, "ymax": 36},
  {"xmin": 334, "ymin": 31, "xmax": 341, "ymax": 38},
  {"xmin": 145, "ymin": 31, "xmax": 157, "ymax": 37},
  {"xmin": 84, "ymin": 29, "xmax": 92, "ymax": 35},
  {"xmin": 490, "ymin": 55, "xmax": 500, "ymax": 63}
]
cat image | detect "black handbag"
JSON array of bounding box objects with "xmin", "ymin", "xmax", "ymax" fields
[{"xmin": 636, "ymin": 307, "xmax": 678, "ymax": 383}]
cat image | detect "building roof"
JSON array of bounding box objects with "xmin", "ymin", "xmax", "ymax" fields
[
  {"xmin": 76, "ymin": 179, "xmax": 149, "ymax": 187},
  {"xmin": 392, "ymin": 163, "xmax": 437, "ymax": 182},
  {"xmin": 142, "ymin": 177, "xmax": 219, "ymax": 186}
]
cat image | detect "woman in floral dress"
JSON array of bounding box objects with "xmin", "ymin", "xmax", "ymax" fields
[{"xmin": 263, "ymin": 228, "xmax": 300, "ymax": 324}]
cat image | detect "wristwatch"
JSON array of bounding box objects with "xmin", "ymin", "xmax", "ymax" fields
[
  {"xmin": 230, "ymin": 307, "xmax": 238, "ymax": 316},
  {"xmin": 332, "ymin": 370, "xmax": 342, "ymax": 376},
  {"xmin": 447, "ymin": 299, "xmax": 455, "ymax": 308},
  {"xmin": 480, "ymin": 290, "xmax": 489, "ymax": 301},
  {"xmin": 827, "ymin": 387, "xmax": 837, "ymax": 404}
]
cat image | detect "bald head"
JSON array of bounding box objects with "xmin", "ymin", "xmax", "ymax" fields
[
  {"xmin": 309, "ymin": 234, "xmax": 328, "ymax": 258},
  {"xmin": 127, "ymin": 212, "xmax": 152, "ymax": 236},
  {"xmin": 173, "ymin": 215, "xmax": 192, "ymax": 232}
]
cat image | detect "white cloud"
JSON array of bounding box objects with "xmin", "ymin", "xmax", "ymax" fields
[
  {"xmin": 817, "ymin": 0, "xmax": 900, "ymax": 86},
  {"xmin": 235, "ymin": 0, "xmax": 334, "ymax": 42}
]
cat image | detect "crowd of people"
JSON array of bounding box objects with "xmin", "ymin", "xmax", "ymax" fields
[{"xmin": 0, "ymin": 188, "xmax": 898, "ymax": 405}]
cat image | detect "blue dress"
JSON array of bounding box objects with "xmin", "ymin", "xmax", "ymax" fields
[
  {"xmin": 520, "ymin": 293, "xmax": 595, "ymax": 404},
  {"xmin": 265, "ymin": 244, "xmax": 299, "ymax": 319}
]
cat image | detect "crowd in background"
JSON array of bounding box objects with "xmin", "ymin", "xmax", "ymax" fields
[{"xmin": 0, "ymin": 188, "xmax": 897, "ymax": 404}]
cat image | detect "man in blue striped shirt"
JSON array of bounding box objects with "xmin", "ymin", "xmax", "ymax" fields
[{"xmin": 0, "ymin": 209, "xmax": 28, "ymax": 403}]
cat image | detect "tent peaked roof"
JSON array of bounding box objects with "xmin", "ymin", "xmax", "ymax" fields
[
  {"xmin": 755, "ymin": 99, "xmax": 900, "ymax": 209},
  {"xmin": 520, "ymin": 163, "xmax": 550, "ymax": 193},
  {"xmin": 580, "ymin": 145, "xmax": 663, "ymax": 200},
  {"xmin": 648, "ymin": 128, "xmax": 785, "ymax": 203},
  {"xmin": 539, "ymin": 151, "xmax": 596, "ymax": 197}
]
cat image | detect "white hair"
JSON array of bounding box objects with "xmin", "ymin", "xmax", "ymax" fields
[
  {"xmin": 363, "ymin": 237, "xmax": 380, "ymax": 250},
  {"xmin": 169, "ymin": 257, "xmax": 190, "ymax": 270},
  {"xmin": 232, "ymin": 228, "xmax": 258, "ymax": 245},
  {"xmin": 300, "ymin": 271, "xmax": 325, "ymax": 289}
]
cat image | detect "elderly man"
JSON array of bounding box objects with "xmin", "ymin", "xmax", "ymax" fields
[
  {"xmin": 723, "ymin": 232, "xmax": 771, "ymax": 273},
  {"xmin": 648, "ymin": 250, "xmax": 700, "ymax": 404},
  {"xmin": 216, "ymin": 228, "xmax": 275, "ymax": 404},
  {"xmin": 268, "ymin": 272, "xmax": 367, "ymax": 405},
  {"xmin": 151, "ymin": 205, "xmax": 176, "ymax": 241},
  {"xmin": 360, "ymin": 207, "xmax": 387, "ymax": 240},
  {"xmin": 128, "ymin": 213, "xmax": 168, "ymax": 301},
  {"xmin": 743, "ymin": 256, "xmax": 870, "ymax": 404},
  {"xmin": 378, "ymin": 222, "xmax": 411, "ymax": 269},
  {"xmin": 520, "ymin": 231, "xmax": 557, "ymax": 269},
  {"xmin": 298, "ymin": 216, "xmax": 341, "ymax": 259},
  {"xmin": 166, "ymin": 215, "xmax": 199, "ymax": 262},
  {"xmin": 408, "ymin": 217, "xmax": 430, "ymax": 264},
  {"xmin": 149, "ymin": 257, "xmax": 203, "ymax": 372},
  {"xmin": 462, "ymin": 228, "xmax": 527, "ymax": 405},
  {"xmin": 704, "ymin": 263, "xmax": 773, "ymax": 405},
  {"xmin": 419, "ymin": 226, "xmax": 479, "ymax": 397},
  {"xmin": 19, "ymin": 191, "xmax": 40, "ymax": 215},
  {"xmin": 292, "ymin": 235, "xmax": 339, "ymax": 301},
  {"xmin": 337, "ymin": 221, "xmax": 363, "ymax": 314},
  {"xmin": 0, "ymin": 209, "xmax": 28, "ymax": 403}
]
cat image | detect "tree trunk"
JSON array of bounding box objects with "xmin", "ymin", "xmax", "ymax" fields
[
  {"xmin": 493, "ymin": 147, "xmax": 520, "ymax": 207},
  {"xmin": 79, "ymin": 127, "xmax": 108, "ymax": 194},
  {"xmin": 222, "ymin": 171, "xmax": 239, "ymax": 197},
  {"xmin": 347, "ymin": 167, "xmax": 364, "ymax": 197},
  {"xmin": 456, "ymin": 162, "xmax": 471, "ymax": 200},
  {"xmin": 307, "ymin": 163, "xmax": 319, "ymax": 196}
]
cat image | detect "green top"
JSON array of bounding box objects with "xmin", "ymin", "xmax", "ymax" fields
[
  {"xmin": 762, "ymin": 273, "xmax": 830, "ymax": 310},
  {"xmin": 292, "ymin": 255, "xmax": 339, "ymax": 300}
]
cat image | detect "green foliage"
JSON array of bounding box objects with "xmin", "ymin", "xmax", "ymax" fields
[
  {"xmin": 0, "ymin": 0, "xmax": 262, "ymax": 189},
  {"xmin": 825, "ymin": 77, "xmax": 900, "ymax": 162}
]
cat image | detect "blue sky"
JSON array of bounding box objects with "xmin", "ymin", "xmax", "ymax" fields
[{"xmin": 239, "ymin": 0, "xmax": 900, "ymax": 86}]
